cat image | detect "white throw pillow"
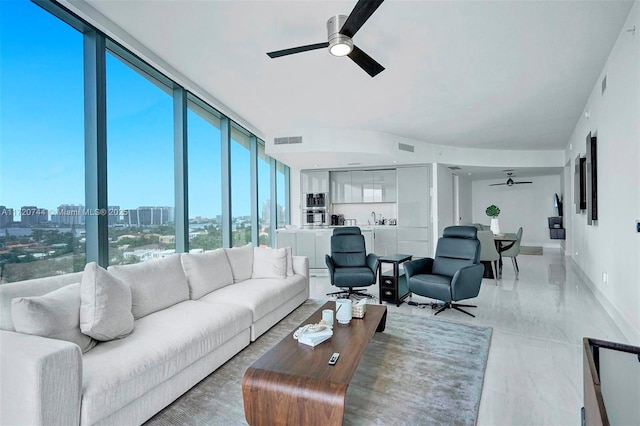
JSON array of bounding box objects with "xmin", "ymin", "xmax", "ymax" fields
[
  {"xmin": 224, "ymin": 244, "xmax": 254, "ymax": 282},
  {"xmin": 180, "ymin": 249, "xmax": 235, "ymax": 299},
  {"xmin": 11, "ymin": 283, "xmax": 97, "ymax": 353},
  {"xmin": 80, "ymin": 262, "xmax": 134, "ymax": 341},
  {"xmin": 252, "ymin": 247, "xmax": 288, "ymax": 279},
  {"xmin": 285, "ymin": 246, "xmax": 294, "ymax": 277},
  {"xmin": 109, "ymin": 255, "xmax": 189, "ymax": 320}
]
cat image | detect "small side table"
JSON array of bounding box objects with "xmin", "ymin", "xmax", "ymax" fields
[{"xmin": 378, "ymin": 253, "xmax": 412, "ymax": 306}]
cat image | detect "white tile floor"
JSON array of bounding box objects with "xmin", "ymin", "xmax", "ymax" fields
[{"xmin": 308, "ymin": 249, "xmax": 627, "ymax": 425}]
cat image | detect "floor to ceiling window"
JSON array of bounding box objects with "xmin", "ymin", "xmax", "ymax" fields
[
  {"xmin": 257, "ymin": 142, "xmax": 271, "ymax": 247},
  {"xmin": 0, "ymin": 0, "xmax": 85, "ymax": 283},
  {"xmin": 230, "ymin": 127, "xmax": 251, "ymax": 247},
  {"xmin": 276, "ymin": 162, "xmax": 288, "ymax": 230},
  {"xmin": 106, "ymin": 52, "xmax": 174, "ymax": 265},
  {"xmin": 1, "ymin": 1, "xmax": 290, "ymax": 279},
  {"xmin": 187, "ymin": 99, "xmax": 222, "ymax": 251}
]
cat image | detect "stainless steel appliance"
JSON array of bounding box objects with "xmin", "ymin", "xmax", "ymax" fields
[
  {"xmin": 305, "ymin": 193, "xmax": 327, "ymax": 208},
  {"xmin": 305, "ymin": 209, "xmax": 326, "ymax": 226}
]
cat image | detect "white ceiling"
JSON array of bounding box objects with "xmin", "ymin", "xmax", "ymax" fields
[{"xmin": 77, "ymin": 0, "xmax": 633, "ymax": 176}]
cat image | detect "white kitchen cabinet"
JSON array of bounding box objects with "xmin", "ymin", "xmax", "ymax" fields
[
  {"xmin": 331, "ymin": 171, "xmax": 352, "ymax": 203},
  {"xmin": 397, "ymin": 166, "xmax": 430, "ymax": 227},
  {"xmin": 295, "ymin": 232, "xmax": 316, "ymax": 268},
  {"xmin": 276, "ymin": 230, "xmax": 296, "ymax": 252},
  {"xmin": 374, "ymin": 169, "xmax": 397, "ymax": 202},
  {"xmin": 301, "ymin": 170, "xmax": 329, "ymax": 194},
  {"xmin": 373, "ymin": 227, "xmax": 397, "ymax": 256},
  {"xmin": 397, "ymin": 239, "xmax": 430, "ymax": 258},
  {"xmin": 331, "ymin": 169, "xmax": 396, "ymax": 204},
  {"xmin": 350, "ymin": 170, "xmax": 370, "ymax": 203},
  {"xmin": 314, "ymin": 230, "xmax": 332, "ymax": 269},
  {"xmin": 361, "ymin": 229, "xmax": 373, "ymax": 255},
  {"xmin": 396, "ymin": 166, "xmax": 431, "ymax": 258}
]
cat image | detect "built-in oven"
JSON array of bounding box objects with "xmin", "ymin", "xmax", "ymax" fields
[
  {"xmin": 305, "ymin": 209, "xmax": 326, "ymax": 226},
  {"xmin": 305, "ymin": 193, "xmax": 327, "ymax": 208}
]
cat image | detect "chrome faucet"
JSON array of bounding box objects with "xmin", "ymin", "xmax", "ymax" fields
[{"xmin": 371, "ymin": 211, "xmax": 376, "ymax": 225}]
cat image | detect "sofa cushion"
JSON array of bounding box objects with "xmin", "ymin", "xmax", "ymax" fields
[
  {"xmin": 11, "ymin": 283, "xmax": 97, "ymax": 353},
  {"xmin": 80, "ymin": 262, "xmax": 134, "ymax": 341},
  {"xmin": 108, "ymin": 255, "xmax": 189, "ymax": 320},
  {"xmin": 0, "ymin": 272, "xmax": 83, "ymax": 332},
  {"xmin": 198, "ymin": 275, "xmax": 307, "ymax": 322},
  {"xmin": 285, "ymin": 246, "xmax": 294, "ymax": 277},
  {"xmin": 180, "ymin": 249, "xmax": 234, "ymax": 299},
  {"xmin": 80, "ymin": 300, "xmax": 252, "ymax": 425},
  {"xmin": 224, "ymin": 244, "xmax": 253, "ymax": 282},
  {"xmin": 252, "ymin": 247, "xmax": 287, "ymax": 279}
]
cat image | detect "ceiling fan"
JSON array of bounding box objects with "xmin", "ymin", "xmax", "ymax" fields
[
  {"xmin": 490, "ymin": 172, "xmax": 533, "ymax": 187},
  {"xmin": 266, "ymin": 0, "xmax": 385, "ymax": 77}
]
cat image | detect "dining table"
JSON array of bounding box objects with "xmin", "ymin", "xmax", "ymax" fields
[{"xmin": 493, "ymin": 233, "xmax": 518, "ymax": 279}]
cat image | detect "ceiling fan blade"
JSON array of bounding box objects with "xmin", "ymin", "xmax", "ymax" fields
[
  {"xmin": 347, "ymin": 45, "xmax": 385, "ymax": 77},
  {"xmin": 489, "ymin": 183, "xmax": 508, "ymax": 186},
  {"xmin": 514, "ymin": 181, "xmax": 533, "ymax": 184},
  {"xmin": 267, "ymin": 42, "xmax": 329, "ymax": 58},
  {"xmin": 340, "ymin": 0, "xmax": 384, "ymax": 38}
]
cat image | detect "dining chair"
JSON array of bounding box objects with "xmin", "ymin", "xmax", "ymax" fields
[
  {"xmin": 477, "ymin": 230, "xmax": 500, "ymax": 284},
  {"xmin": 501, "ymin": 227, "xmax": 523, "ymax": 279}
]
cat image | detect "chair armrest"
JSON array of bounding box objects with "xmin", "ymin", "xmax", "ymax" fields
[
  {"xmin": 451, "ymin": 263, "xmax": 485, "ymax": 301},
  {"xmin": 366, "ymin": 253, "xmax": 379, "ymax": 274},
  {"xmin": 325, "ymin": 255, "xmax": 336, "ymax": 284},
  {"xmin": 403, "ymin": 258, "xmax": 434, "ymax": 280},
  {"xmin": 292, "ymin": 255, "xmax": 309, "ymax": 278},
  {"xmin": 0, "ymin": 330, "xmax": 82, "ymax": 426}
]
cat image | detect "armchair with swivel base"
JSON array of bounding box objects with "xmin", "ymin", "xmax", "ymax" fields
[
  {"xmin": 325, "ymin": 227, "xmax": 379, "ymax": 299},
  {"xmin": 405, "ymin": 226, "xmax": 485, "ymax": 317}
]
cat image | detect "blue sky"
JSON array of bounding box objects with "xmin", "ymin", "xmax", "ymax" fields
[{"xmin": 0, "ymin": 0, "xmax": 268, "ymax": 219}]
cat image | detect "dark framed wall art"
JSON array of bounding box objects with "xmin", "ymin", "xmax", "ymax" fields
[{"xmin": 586, "ymin": 132, "xmax": 598, "ymax": 224}]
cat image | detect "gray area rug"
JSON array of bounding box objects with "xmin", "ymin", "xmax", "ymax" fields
[
  {"xmin": 145, "ymin": 299, "xmax": 492, "ymax": 426},
  {"xmin": 520, "ymin": 245, "xmax": 543, "ymax": 255}
]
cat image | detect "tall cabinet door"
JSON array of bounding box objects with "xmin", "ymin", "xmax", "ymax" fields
[
  {"xmin": 374, "ymin": 169, "xmax": 397, "ymax": 202},
  {"xmin": 397, "ymin": 166, "xmax": 431, "ymax": 258},
  {"xmin": 295, "ymin": 232, "xmax": 316, "ymax": 268},
  {"xmin": 397, "ymin": 166, "xmax": 430, "ymax": 227},
  {"xmin": 330, "ymin": 171, "xmax": 352, "ymax": 203},
  {"xmin": 301, "ymin": 171, "xmax": 329, "ymax": 194}
]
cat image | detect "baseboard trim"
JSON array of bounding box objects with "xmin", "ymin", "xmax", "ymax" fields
[{"xmin": 569, "ymin": 257, "xmax": 640, "ymax": 345}]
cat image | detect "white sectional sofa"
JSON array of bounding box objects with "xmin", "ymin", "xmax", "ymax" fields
[{"xmin": 0, "ymin": 244, "xmax": 309, "ymax": 426}]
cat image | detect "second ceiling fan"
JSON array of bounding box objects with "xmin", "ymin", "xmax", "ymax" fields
[
  {"xmin": 490, "ymin": 172, "xmax": 533, "ymax": 187},
  {"xmin": 266, "ymin": 0, "xmax": 385, "ymax": 77}
]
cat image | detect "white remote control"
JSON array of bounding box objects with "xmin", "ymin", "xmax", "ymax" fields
[{"xmin": 328, "ymin": 352, "xmax": 340, "ymax": 365}]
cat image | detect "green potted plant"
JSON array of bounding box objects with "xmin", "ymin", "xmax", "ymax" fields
[{"xmin": 485, "ymin": 204, "xmax": 501, "ymax": 235}]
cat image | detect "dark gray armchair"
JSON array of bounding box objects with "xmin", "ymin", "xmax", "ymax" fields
[
  {"xmin": 405, "ymin": 226, "xmax": 484, "ymax": 317},
  {"xmin": 325, "ymin": 227, "xmax": 379, "ymax": 299}
]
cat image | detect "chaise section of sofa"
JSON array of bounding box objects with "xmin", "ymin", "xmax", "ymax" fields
[{"xmin": 0, "ymin": 245, "xmax": 309, "ymax": 426}]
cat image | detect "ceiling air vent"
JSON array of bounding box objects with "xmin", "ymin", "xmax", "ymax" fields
[
  {"xmin": 601, "ymin": 74, "xmax": 607, "ymax": 95},
  {"xmin": 398, "ymin": 143, "xmax": 414, "ymax": 152},
  {"xmin": 274, "ymin": 136, "xmax": 302, "ymax": 145},
  {"xmin": 448, "ymin": 166, "xmax": 461, "ymax": 170}
]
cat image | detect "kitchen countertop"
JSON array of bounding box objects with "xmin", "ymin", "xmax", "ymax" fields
[{"xmin": 277, "ymin": 225, "xmax": 397, "ymax": 232}]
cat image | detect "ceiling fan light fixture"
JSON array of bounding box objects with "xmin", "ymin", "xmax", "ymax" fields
[
  {"xmin": 329, "ymin": 37, "xmax": 353, "ymax": 56},
  {"xmin": 327, "ymin": 15, "xmax": 353, "ymax": 57}
]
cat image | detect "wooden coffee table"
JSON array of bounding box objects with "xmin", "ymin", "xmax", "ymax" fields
[{"xmin": 242, "ymin": 301, "xmax": 387, "ymax": 425}]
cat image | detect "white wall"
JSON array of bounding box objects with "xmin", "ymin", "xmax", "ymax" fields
[
  {"xmin": 471, "ymin": 175, "xmax": 561, "ymax": 247},
  {"xmin": 436, "ymin": 164, "xmax": 455, "ymax": 236},
  {"xmin": 458, "ymin": 175, "xmax": 474, "ymax": 225},
  {"xmin": 565, "ymin": 2, "xmax": 640, "ymax": 344}
]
